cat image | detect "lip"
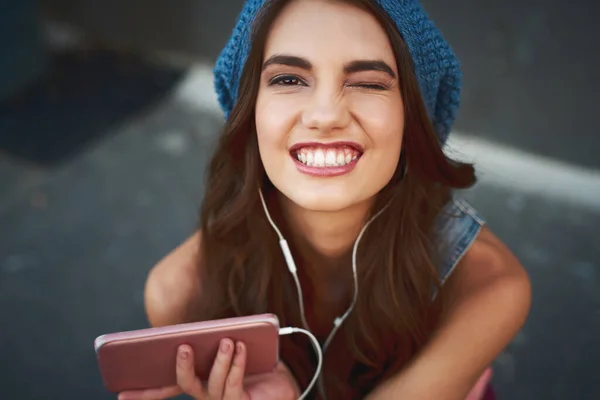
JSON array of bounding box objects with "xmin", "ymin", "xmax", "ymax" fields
[{"xmin": 289, "ymin": 141, "xmax": 364, "ymax": 153}]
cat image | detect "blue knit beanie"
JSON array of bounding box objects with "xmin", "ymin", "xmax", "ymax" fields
[{"xmin": 213, "ymin": 0, "xmax": 461, "ymax": 144}]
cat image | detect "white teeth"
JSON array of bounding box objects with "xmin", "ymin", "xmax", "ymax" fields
[
  {"xmin": 314, "ymin": 149, "xmax": 325, "ymax": 167},
  {"xmin": 325, "ymin": 150, "xmax": 337, "ymax": 166},
  {"xmin": 295, "ymin": 147, "xmax": 360, "ymax": 167}
]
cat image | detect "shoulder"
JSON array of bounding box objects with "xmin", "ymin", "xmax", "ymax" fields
[
  {"xmin": 456, "ymin": 226, "xmax": 531, "ymax": 295},
  {"xmin": 144, "ymin": 231, "xmax": 204, "ymax": 327},
  {"xmin": 434, "ymin": 198, "xmax": 531, "ymax": 323},
  {"xmin": 439, "ymin": 225, "xmax": 532, "ymax": 328}
]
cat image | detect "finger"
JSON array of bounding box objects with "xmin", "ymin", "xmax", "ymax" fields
[
  {"xmin": 223, "ymin": 342, "xmax": 247, "ymax": 399},
  {"xmin": 118, "ymin": 386, "xmax": 182, "ymax": 400},
  {"xmin": 207, "ymin": 339, "xmax": 235, "ymax": 397},
  {"xmin": 176, "ymin": 345, "xmax": 206, "ymax": 399}
]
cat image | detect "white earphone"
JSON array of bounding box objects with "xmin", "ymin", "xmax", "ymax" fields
[{"xmin": 258, "ymin": 188, "xmax": 388, "ymax": 399}]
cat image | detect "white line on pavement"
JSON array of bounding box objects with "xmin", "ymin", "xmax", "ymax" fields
[{"xmin": 445, "ymin": 135, "xmax": 600, "ymax": 210}]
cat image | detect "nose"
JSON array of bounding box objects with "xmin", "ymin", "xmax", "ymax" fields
[{"xmin": 301, "ymin": 86, "xmax": 351, "ymax": 133}]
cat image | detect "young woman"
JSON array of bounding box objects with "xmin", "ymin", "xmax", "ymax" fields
[{"xmin": 119, "ymin": 0, "xmax": 531, "ymax": 399}]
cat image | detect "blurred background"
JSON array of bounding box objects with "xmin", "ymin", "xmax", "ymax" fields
[{"xmin": 1, "ymin": 0, "xmax": 598, "ymax": 398}]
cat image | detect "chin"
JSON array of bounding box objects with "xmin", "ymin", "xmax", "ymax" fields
[{"xmin": 281, "ymin": 189, "xmax": 362, "ymax": 213}]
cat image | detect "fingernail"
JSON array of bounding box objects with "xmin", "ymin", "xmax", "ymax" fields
[
  {"xmin": 220, "ymin": 340, "xmax": 230, "ymax": 353},
  {"xmin": 236, "ymin": 342, "xmax": 244, "ymax": 354},
  {"xmin": 179, "ymin": 347, "xmax": 189, "ymax": 360}
]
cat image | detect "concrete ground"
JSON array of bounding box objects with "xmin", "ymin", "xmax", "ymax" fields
[
  {"xmin": 42, "ymin": 0, "xmax": 600, "ymax": 169},
  {"xmin": 1, "ymin": 0, "xmax": 599, "ymax": 398}
]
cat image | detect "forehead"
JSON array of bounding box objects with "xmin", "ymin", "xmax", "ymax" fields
[{"xmin": 264, "ymin": 0, "xmax": 396, "ymax": 67}]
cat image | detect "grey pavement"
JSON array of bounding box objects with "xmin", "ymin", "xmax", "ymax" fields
[
  {"xmin": 424, "ymin": 0, "xmax": 600, "ymax": 170},
  {"xmin": 43, "ymin": 0, "xmax": 600, "ymax": 169},
  {"xmin": 460, "ymin": 186, "xmax": 600, "ymax": 399}
]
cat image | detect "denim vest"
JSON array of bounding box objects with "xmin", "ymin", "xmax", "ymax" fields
[{"xmin": 435, "ymin": 197, "xmax": 486, "ymax": 284}]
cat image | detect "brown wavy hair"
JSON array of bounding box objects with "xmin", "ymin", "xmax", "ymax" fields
[{"xmin": 193, "ymin": 0, "xmax": 476, "ymax": 398}]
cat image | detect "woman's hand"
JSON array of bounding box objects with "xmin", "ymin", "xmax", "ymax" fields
[{"xmin": 118, "ymin": 339, "xmax": 300, "ymax": 400}]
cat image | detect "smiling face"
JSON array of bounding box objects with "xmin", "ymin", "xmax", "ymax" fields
[{"xmin": 255, "ymin": 0, "xmax": 404, "ymax": 213}]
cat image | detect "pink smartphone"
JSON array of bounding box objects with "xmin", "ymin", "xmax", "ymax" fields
[{"xmin": 94, "ymin": 313, "xmax": 280, "ymax": 393}]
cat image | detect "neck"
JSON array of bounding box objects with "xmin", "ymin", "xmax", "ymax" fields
[{"xmin": 276, "ymin": 193, "xmax": 373, "ymax": 279}]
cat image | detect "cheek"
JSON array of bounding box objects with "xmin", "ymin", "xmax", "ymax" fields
[
  {"xmin": 352, "ymin": 95, "xmax": 404, "ymax": 181},
  {"xmin": 351, "ymin": 95, "xmax": 405, "ymax": 148},
  {"xmin": 255, "ymin": 96, "xmax": 281, "ymax": 154},
  {"xmin": 255, "ymin": 92, "xmax": 300, "ymax": 146},
  {"xmin": 255, "ymin": 92, "xmax": 299, "ymax": 175},
  {"xmin": 374, "ymin": 130, "xmax": 403, "ymax": 182}
]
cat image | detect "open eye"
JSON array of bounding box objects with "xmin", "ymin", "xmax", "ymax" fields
[{"xmin": 269, "ymin": 75, "xmax": 306, "ymax": 86}]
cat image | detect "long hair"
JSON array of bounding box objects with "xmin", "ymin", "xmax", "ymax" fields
[{"xmin": 194, "ymin": 0, "xmax": 476, "ymax": 398}]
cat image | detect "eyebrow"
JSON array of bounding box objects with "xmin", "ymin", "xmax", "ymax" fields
[
  {"xmin": 344, "ymin": 60, "xmax": 396, "ymax": 79},
  {"xmin": 262, "ymin": 54, "xmax": 312, "ymax": 71},
  {"xmin": 262, "ymin": 54, "xmax": 397, "ymax": 79}
]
